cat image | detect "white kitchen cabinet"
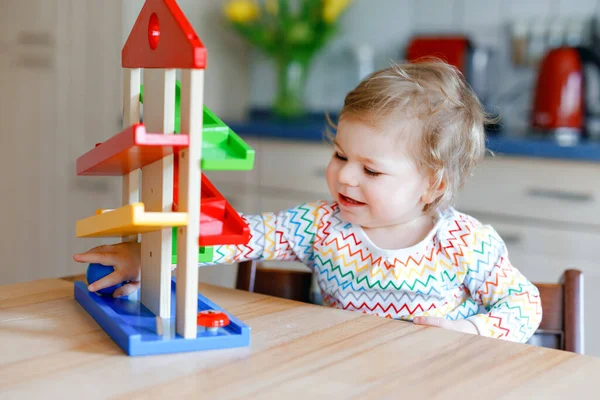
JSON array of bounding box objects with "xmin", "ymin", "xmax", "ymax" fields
[
  {"xmin": 206, "ymin": 136, "xmax": 600, "ymax": 357},
  {"xmin": 0, "ymin": 0, "xmax": 123, "ymax": 285},
  {"xmin": 457, "ymin": 156, "xmax": 600, "ymax": 226}
]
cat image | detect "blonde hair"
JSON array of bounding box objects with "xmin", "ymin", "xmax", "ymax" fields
[{"xmin": 327, "ymin": 58, "xmax": 493, "ymax": 214}]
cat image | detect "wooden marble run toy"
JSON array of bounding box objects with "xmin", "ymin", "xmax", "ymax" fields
[{"xmin": 73, "ymin": 0, "xmax": 254, "ymax": 356}]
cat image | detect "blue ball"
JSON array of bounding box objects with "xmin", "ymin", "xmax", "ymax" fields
[{"xmin": 86, "ymin": 263, "xmax": 124, "ymax": 296}]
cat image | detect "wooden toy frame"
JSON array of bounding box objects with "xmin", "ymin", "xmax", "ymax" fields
[{"xmin": 73, "ymin": 0, "xmax": 253, "ymax": 356}]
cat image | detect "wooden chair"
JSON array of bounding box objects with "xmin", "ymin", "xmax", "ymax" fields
[
  {"xmin": 236, "ymin": 261, "xmax": 584, "ymax": 353},
  {"xmin": 526, "ymin": 269, "xmax": 584, "ymax": 354},
  {"xmin": 236, "ymin": 260, "xmax": 314, "ymax": 303}
]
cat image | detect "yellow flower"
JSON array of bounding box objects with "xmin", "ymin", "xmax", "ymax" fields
[
  {"xmin": 323, "ymin": 0, "xmax": 350, "ymax": 23},
  {"xmin": 323, "ymin": 0, "xmax": 351, "ymax": 23},
  {"xmin": 225, "ymin": 0, "xmax": 260, "ymax": 23}
]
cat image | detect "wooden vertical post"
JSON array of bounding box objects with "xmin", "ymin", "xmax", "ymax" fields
[
  {"xmin": 140, "ymin": 68, "xmax": 176, "ymax": 319},
  {"xmin": 176, "ymin": 69, "xmax": 203, "ymax": 339},
  {"xmin": 121, "ymin": 68, "xmax": 141, "ymax": 242}
]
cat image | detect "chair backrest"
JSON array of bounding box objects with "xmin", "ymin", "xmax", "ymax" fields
[
  {"xmin": 527, "ymin": 269, "xmax": 583, "ymax": 353},
  {"xmin": 236, "ymin": 261, "xmax": 584, "ymax": 353},
  {"xmin": 236, "ymin": 260, "xmax": 313, "ymax": 303}
]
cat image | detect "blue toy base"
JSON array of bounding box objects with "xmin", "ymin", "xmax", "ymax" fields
[{"xmin": 74, "ymin": 278, "xmax": 250, "ymax": 356}]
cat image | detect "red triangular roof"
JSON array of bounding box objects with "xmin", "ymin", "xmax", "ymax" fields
[{"xmin": 122, "ymin": 0, "xmax": 206, "ymax": 69}]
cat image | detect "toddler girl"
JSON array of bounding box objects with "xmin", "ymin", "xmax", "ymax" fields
[{"xmin": 74, "ymin": 60, "xmax": 542, "ymax": 343}]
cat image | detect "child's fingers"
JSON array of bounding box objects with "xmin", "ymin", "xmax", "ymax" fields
[
  {"xmin": 87, "ymin": 271, "xmax": 126, "ymax": 292},
  {"xmin": 73, "ymin": 244, "xmax": 123, "ymax": 263},
  {"xmin": 73, "ymin": 251, "xmax": 123, "ymax": 266},
  {"xmin": 413, "ymin": 317, "xmax": 478, "ymax": 334},
  {"xmin": 112, "ymin": 281, "xmax": 140, "ymax": 298},
  {"xmin": 413, "ymin": 316, "xmax": 457, "ymax": 331},
  {"xmin": 413, "ymin": 316, "xmax": 449, "ymax": 328},
  {"xmin": 75, "ymin": 244, "xmax": 116, "ymax": 256}
]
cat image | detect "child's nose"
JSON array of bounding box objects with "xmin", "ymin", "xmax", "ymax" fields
[{"xmin": 338, "ymin": 164, "xmax": 359, "ymax": 187}]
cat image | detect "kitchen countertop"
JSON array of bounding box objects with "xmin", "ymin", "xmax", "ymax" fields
[
  {"xmin": 226, "ymin": 111, "xmax": 600, "ymax": 163},
  {"xmin": 2, "ymin": 275, "xmax": 600, "ymax": 398}
]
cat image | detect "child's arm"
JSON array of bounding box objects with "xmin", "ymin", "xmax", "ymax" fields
[
  {"xmin": 199, "ymin": 201, "xmax": 326, "ymax": 267},
  {"xmin": 74, "ymin": 201, "xmax": 327, "ymax": 296},
  {"xmin": 461, "ymin": 226, "xmax": 543, "ymax": 343}
]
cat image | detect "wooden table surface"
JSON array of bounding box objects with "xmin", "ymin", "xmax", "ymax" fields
[{"xmin": 2, "ymin": 276, "xmax": 600, "ymax": 400}]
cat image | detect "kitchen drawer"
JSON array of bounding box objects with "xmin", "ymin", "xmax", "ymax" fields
[
  {"xmin": 470, "ymin": 215, "xmax": 600, "ymax": 275},
  {"xmin": 456, "ymin": 156, "xmax": 600, "ymax": 227},
  {"xmin": 258, "ymin": 140, "xmax": 332, "ymax": 197}
]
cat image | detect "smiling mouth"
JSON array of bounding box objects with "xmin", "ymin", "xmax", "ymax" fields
[{"xmin": 338, "ymin": 193, "xmax": 366, "ymax": 206}]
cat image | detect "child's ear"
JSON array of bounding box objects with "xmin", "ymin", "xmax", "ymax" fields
[{"xmin": 422, "ymin": 175, "xmax": 446, "ymax": 205}]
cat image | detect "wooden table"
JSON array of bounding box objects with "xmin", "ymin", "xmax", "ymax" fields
[{"xmin": 2, "ymin": 277, "xmax": 600, "ymax": 399}]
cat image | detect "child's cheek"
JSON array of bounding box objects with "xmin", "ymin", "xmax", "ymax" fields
[{"xmin": 325, "ymin": 161, "xmax": 338, "ymax": 193}]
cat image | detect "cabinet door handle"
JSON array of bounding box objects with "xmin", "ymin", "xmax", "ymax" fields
[
  {"xmin": 526, "ymin": 188, "xmax": 593, "ymax": 203},
  {"xmin": 14, "ymin": 54, "xmax": 53, "ymax": 69},
  {"xmin": 17, "ymin": 31, "xmax": 54, "ymax": 47}
]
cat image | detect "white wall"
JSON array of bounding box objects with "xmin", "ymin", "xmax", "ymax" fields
[{"xmin": 0, "ymin": 0, "xmax": 124, "ymax": 284}]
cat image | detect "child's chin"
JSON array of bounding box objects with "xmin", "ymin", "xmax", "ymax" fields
[{"xmin": 339, "ymin": 209, "xmax": 361, "ymax": 224}]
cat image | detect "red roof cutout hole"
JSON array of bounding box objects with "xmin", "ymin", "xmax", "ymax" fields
[
  {"xmin": 122, "ymin": 0, "xmax": 206, "ymax": 69},
  {"xmin": 148, "ymin": 13, "xmax": 160, "ymax": 50}
]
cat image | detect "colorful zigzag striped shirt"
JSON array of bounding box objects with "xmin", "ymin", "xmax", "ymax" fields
[{"xmin": 203, "ymin": 200, "xmax": 542, "ymax": 343}]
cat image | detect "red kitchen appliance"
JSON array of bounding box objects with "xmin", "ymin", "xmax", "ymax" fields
[
  {"xmin": 531, "ymin": 46, "xmax": 600, "ymax": 141},
  {"xmin": 406, "ymin": 35, "xmax": 471, "ymax": 73},
  {"xmin": 405, "ymin": 35, "xmax": 499, "ymax": 132}
]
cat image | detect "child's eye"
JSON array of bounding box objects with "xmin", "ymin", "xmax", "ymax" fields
[
  {"xmin": 334, "ymin": 152, "xmax": 347, "ymax": 161},
  {"xmin": 364, "ymin": 168, "xmax": 381, "ymax": 177}
]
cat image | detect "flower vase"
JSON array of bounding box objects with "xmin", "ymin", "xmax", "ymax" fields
[{"xmin": 273, "ymin": 56, "xmax": 310, "ymax": 119}]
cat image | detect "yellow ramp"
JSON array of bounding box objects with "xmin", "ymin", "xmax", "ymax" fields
[{"xmin": 76, "ymin": 202, "xmax": 188, "ymax": 238}]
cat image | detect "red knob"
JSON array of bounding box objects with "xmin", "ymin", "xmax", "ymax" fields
[{"xmin": 197, "ymin": 310, "xmax": 230, "ymax": 332}]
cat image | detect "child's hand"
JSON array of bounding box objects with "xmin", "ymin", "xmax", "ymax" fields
[
  {"xmin": 73, "ymin": 242, "xmax": 142, "ymax": 298},
  {"xmin": 413, "ymin": 316, "xmax": 479, "ymax": 335}
]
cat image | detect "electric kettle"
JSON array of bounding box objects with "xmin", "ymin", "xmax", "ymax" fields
[{"xmin": 531, "ymin": 46, "xmax": 600, "ymax": 142}]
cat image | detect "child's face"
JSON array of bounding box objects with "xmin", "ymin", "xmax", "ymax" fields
[{"xmin": 325, "ymin": 115, "xmax": 433, "ymax": 228}]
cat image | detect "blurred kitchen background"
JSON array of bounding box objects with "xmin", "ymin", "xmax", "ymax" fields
[
  {"xmin": 248, "ymin": 0, "xmax": 599, "ymax": 135},
  {"xmin": 1, "ymin": 0, "xmax": 599, "ymax": 355}
]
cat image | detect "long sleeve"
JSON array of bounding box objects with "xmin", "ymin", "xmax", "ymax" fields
[
  {"xmin": 462, "ymin": 226, "xmax": 543, "ymax": 343},
  {"xmin": 198, "ymin": 201, "xmax": 327, "ymax": 267}
]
